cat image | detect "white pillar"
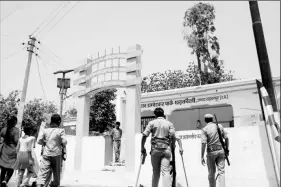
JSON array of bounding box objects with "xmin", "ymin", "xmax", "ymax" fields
[
  {"xmin": 115, "ymin": 94, "xmax": 122, "ymax": 123},
  {"xmin": 74, "ymin": 95, "xmax": 90, "ymax": 171},
  {"xmin": 120, "ymin": 96, "xmax": 126, "ymax": 162},
  {"xmin": 125, "ymin": 44, "xmax": 142, "ymax": 172}
]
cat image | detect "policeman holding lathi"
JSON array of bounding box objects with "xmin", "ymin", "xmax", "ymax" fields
[
  {"xmin": 141, "ymin": 107, "xmax": 183, "ymax": 187},
  {"xmin": 201, "ymin": 114, "xmax": 229, "ymax": 187}
]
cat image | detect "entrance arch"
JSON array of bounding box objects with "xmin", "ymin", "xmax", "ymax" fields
[{"xmin": 72, "ymin": 44, "xmax": 143, "ymax": 172}]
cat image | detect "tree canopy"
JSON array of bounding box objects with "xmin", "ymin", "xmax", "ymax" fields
[
  {"xmin": 0, "ymin": 91, "xmax": 58, "ymax": 134},
  {"xmin": 182, "ymin": 2, "xmax": 235, "ymax": 85},
  {"xmin": 89, "ymin": 89, "xmax": 117, "ymax": 133},
  {"xmin": 23, "ymin": 98, "xmax": 58, "ymax": 133},
  {"xmin": 141, "ymin": 61, "xmax": 235, "ymax": 93},
  {"xmin": 0, "ymin": 90, "xmax": 20, "ymax": 129}
]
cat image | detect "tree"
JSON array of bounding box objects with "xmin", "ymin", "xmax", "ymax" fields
[
  {"xmin": 22, "ymin": 98, "xmax": 58, "ymax": 134},
  {"xmin": 0, "ymin": 90, "xmax": 20, "ymax": 129},
  {"xmin": 141, "ymin": 61, "xmax": 235, "ymax": 93},
  {"xmin": 89, "ymin": 89, "xmax": 117, "ymax": 133},
  {"xmin": 64, "ymin": 107, "xmax": 77, "ymax": 118},
  {"xmin": 183, "ymin": 2, "xmax": 235, "ymax": 85},
  {"xmin": 0, "ymin": 91, "xmax": 58, "ymax": 134}
]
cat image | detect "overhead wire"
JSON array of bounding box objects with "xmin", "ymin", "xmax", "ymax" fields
[
  {"xmin": 35, "ymin": 48, "xmax": 47, "ymax": 100},
  {"xmin": 36, "ymin": 47, "xmax": 66, "ymax": 72},
  {"xmin": 0, "ymin": 4, "xmax": 23, "ymax": 23},
  {"xmin": 37, "ymin": 44, "xmax": 60, "ymax": 62},
  {"xmin": 34, "ymin": 1, "xmax": 71, "ymax": 38},
  {"xmin": 36, "ymin": 55, "xmax": 56, "ymax": 76},
  {"xmin": 30, "ymin": 1, "xmax": 66, "ymax": 36},
  {"xmin": 1, "ymin": 46, "xmax": 26, "ymax": 61},
  {"xmin": 40, "ymin": 1, "xmax": 80, "ymax": 40}
]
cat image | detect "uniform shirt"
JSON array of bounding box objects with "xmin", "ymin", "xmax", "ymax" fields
[
  {"xmin": 37, "ymin": 125, "xmax": 67, "ymax": 157},
  {"xmin": 201, "ymin": 122, "xmax": 228, "ymax": 148},
  {"xmin": 111, "ymin": 128, "xmax": 122, "ymax": 141},
  {"xmin": 143, "ymin": 117, "xmax": 176, "ymax": 148}
]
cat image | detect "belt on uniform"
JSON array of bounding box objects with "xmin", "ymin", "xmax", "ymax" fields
[{"xmin": 207, "ymin": 145, "xmax": 223, "ymax": 153}]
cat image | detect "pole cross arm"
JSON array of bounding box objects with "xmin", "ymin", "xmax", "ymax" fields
[{"xmin": 53, "ymin": 69, "xmax": 74, "ymax": 75}]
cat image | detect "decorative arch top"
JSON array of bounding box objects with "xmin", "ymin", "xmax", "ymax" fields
[{"xmin": 73, "ymin": 45, "xmax": 143, "ymax": 97}]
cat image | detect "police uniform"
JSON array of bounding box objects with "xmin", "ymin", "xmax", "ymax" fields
[
  {"xmin": 201, "ymin": 114, "xmax": 228, "ymax": 187},
  {"xmin": 111, "ymin": 127, "xmax": 122, "ymax": 163},
  {"xmin": 143, "ymin": 116, "xmax": 176, "ymax": 187}
]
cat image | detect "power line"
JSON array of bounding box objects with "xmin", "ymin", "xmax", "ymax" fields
[
  {"xmin": 1, "ymin": 46, "xmax": 26, "ymax": 61},
  {"xmin": 30, "ymin": 1, "xmax": 66, "ymax": 36},
  {"xmin": 40, "ymin": 1, "xmax": 80, "ymax": 40},
  {"xmin": 36, "ymin": 54, "xmax": 56, "ymax": 74},
  {"xmin": 35, "ymin": 50, "xmax": 47, "ymax": 100},
  {"xmin": 34, "ymin": 1, "xmax": 71, "ymax": 37},
  {"xmin": 37, "ymin": 44, "xmax": 60, "ymax": 61},
  {"xmin": 36, "ymin": 47, "xmax": 66, "ymax": 72},
  {"xmin": 1, "ymin": 4, "xmax": 23, "ymax": 23}
]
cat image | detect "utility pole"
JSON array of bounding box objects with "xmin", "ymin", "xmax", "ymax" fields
[
  {"xmin": 16, "ymin": 36, "xmax": 38, "ymax": 136},
  {"xmin": 249, "ymin": 1, "xmax": 278, "ymax": 112},
  {"xmin": 249, "ymin": 2, "xmax": 280, "ymax": 186},
  {"xmin": 54, "ymin": 69, "xmax": 74, "ymax": 127}
]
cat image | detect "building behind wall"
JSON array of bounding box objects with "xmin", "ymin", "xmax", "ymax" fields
[
  {"xmin": 140, "ymin": 76, "xmax": 280, "ymax": 132},
  {"xmin": 66, "ymin": 76, "xmax": 280, "ymax": 135}
]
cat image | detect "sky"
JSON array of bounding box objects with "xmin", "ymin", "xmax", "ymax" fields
[{"xmin": 0, "ymin": 1, "xmax": 280, "ymax": 111}]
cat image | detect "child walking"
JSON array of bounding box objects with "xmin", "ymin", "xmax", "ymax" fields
[{"xmin": 13, "ymin": 125, "xmax": 36, "ymax": 187}]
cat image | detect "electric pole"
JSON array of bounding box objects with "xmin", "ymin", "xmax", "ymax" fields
[
  {"xmin": 54, "ymin": 69, "xmax": 74, "ymax": 127},
  {"xmin": 16, "ymin": 36, "xmax": 38, "ymax": 136},
  {"xmin": 250, "ymin": 2, "xmax": 280, "ymax": 185},
  {"xmin": 249, "ymin": 1, "xmax": 278, "ymax": 112}
]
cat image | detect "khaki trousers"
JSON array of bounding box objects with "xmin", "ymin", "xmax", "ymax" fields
[
  {"xmin": 207, "ymin": 150, "xmax": 226, "ymax": 187},
  {"xmin": 151, "ymin": 147, "xmax": 172, "ymax": 187}
]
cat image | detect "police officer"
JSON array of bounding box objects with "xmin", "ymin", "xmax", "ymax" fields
[
  {"xmin": 141, "ymin": 107, "xmax": 183, "ymax": 187},
  {"xmin": 201, "ymin": 114, "xmax": 229, "ymax": 187}
]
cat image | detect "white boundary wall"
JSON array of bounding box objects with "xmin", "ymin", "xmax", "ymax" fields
[
  {"xmin": 135, "ymin": 124, "xmax": 278, "ymax": 187},
  {"xmin": 44, "ymin": 77, "xmax": 280, "ymax": 187}
]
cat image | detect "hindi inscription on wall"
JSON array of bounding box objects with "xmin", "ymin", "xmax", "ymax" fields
[{"xmin": 141, "ymin": 94, "xmax": 229, "ymax": 109}]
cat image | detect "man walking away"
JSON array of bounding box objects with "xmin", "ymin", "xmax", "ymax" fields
[
  {"xmin": 201, "ymin": 114, "xmax": 229, "ymax": 187},
  {"xmin": 36, "ymin": 114, "xmax": 67, "ymax": 187},
  {"xmin": 141, "ymin": 107, "xmax": 183, "ymax": 187},
  {"xmin": 111, "ymin": 122, "xmax": 122, "ymax": 163}
]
